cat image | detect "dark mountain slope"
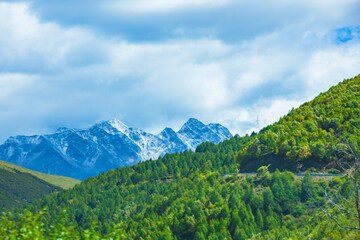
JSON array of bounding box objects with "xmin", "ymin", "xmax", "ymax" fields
[{"xmin": 0, "ymin": 160, "xmax": 80, "ymax": 212}]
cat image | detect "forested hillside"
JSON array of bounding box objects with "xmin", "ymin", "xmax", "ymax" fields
[
  {"xmin": 237, "ymin": 74, "xmax": 360, "ymax": 172},
  {"xmin": 2, "ymin": 166, "xmax": 358, "ymax": 239},
  {"xmin": 0, "ymin": 160, "xmax": 80, "ymax": 212},
  {"xmin": 1, "ymin": 75, "xmax": 360, "ymax": 239}
]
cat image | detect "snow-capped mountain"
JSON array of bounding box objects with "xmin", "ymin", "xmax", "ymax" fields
[{"xmin": 0, "ymin": 118, "xmax": 232, "ymax": 179}]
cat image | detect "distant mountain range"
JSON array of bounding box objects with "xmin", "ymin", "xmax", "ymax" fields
[{"xmin": 0, "ymin": 118, "xmax": 232, "ymax": 179}]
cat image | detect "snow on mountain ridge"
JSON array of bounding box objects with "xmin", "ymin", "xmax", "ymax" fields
[
  {"xmin": 108, "ymin": 118, "xmax": 129, "ymax": 134},
  {"xmin": 0, "ymin": 118, "xmax": 233, "ymax": 179}
]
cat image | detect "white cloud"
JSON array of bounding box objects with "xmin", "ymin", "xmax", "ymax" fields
[
  {"xmin": 0, "ymin": 2, "xmax": 106, "ymax": 73},
  {"xmin": 103, "ymin": 0, "xmax": 232, "ymax": 14},
  {"xmin": 0, "ymin": 74, "xmax": 37, "ymax": 101},
  {"xmin": 212, "ymin": 98, "xmax": 303, "ymax": 136},
  {"xmin": 259, "ymin": 99, "xmax": 303, "ymax": 126},
  {"xmin": 302, "ymin": 44, "xmax": 360, "ymax": 97},
  {"xmin": 0, "ymin": 1, "xmax": 360, "ymax": 142}
]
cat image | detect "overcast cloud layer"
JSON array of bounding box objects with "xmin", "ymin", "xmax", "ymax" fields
[{"xmin": 1, "ymin": 0, "xmax": 360, "ymax": 142}]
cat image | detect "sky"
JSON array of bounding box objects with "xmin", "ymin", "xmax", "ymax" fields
[{"xmin": 1, "ymin": 0, "xmax": 360, "ymax": 142}]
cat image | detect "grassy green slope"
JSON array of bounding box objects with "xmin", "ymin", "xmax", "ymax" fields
[
  {"xmin": 0, "ymin": 160, "xmax": 80, "ymax": 212},
  {"xmin": 236, "ymin": 74, "xmax": 360, "ymax": 172},
  {"xmin": 0, "ymin": 160, "xmax": 80, "ymax": 189}
]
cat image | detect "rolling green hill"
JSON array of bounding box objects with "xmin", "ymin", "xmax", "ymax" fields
[
  {"xmin": 0, "ymin": 160, "xmax": 80, "ymax": 212},
  {"xmin": 1, "ymin": 75, "xmax": 360, "ymax": 239},
  {"xmin": 0, "ymin": 160, "xmax": 80, "ymax": 189}
]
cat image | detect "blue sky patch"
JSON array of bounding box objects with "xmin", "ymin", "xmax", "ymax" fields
[{"xmin": 336, "ymin": 26, "xmax": 360, "ymax": 43}]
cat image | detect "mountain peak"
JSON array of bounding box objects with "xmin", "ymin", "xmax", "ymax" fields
[
  {"xmin": 161, "ymin": 127, "xmax": 176, "ymax": 133},
  {"xmin": 108, "ymin": 118, "xmax": 129, "ymax": 133},
  {"xmin": 158, "ymin": 127, "xmax": 177, "ymax": 138},
  {"xmin": 55, "ymin": 127, "xmax": 70, "ymax": 133},
  {"xmin": 186, "ymin": 118, "xmax": 203, "ymax": 124},
  {"xmin": 180, "ymin": 118, "xmax": 205, "ymax": 131},
  {"xmin": 93, "ymin": 118, "xmax": 129, "ymax": 134},
  {"xmin": 177, "ymin": 118, "xmax": 232, "ymax": 150}
]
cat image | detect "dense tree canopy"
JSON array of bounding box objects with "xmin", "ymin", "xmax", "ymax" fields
[{"xmin": 2, "ymin": 168, "xmax": 359, "ymax": 239}]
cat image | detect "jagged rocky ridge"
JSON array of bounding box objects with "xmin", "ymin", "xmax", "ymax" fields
[{"xmin": 0, "ymin": 118, "xmax": 232, "ymax": 179}]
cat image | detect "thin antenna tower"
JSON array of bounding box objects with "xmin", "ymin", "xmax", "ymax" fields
[{"xmin": 256, "ymin": 115, "xmax": 260, "ymax": 130}]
